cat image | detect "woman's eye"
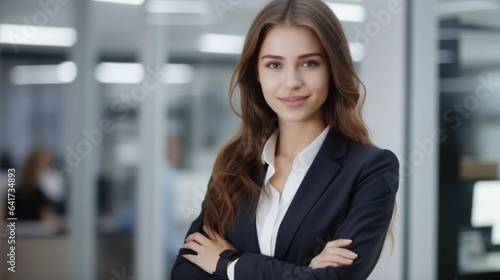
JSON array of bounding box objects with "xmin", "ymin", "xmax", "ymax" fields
[
  {"xmin": 267, "ymin": 62, "xmax": 281, "ymax": 69},
  {"xmin": 302, "ymin": 60, "xmax": 318, "ymax": 68}
]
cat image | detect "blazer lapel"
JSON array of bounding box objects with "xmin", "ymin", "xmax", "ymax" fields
[{"xmin": 274, "ymin": 129, "xmax": 348, "ymax": 260}]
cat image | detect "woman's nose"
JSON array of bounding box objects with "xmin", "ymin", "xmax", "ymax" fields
[{"xmin": 284, "ymin": 68, "xmax": 303, "ymax": 89}]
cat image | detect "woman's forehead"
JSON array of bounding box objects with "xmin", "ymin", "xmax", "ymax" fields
[{"xmin": 259, "ymin": 25, "xmax": 325, "ymax": 58}]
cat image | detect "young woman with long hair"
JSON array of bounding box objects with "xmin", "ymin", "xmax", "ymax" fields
[{"xmin": 171, "ymin": 0, "xmax": 399, "ymax": 279}]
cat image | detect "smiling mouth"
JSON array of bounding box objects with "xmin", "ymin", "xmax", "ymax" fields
[
  {"xmin": 278, "ymin": 96, "xmax": 309, "ymax": 107},
  {"xmin": 279, "ymin": 96, "xmax": 309, "ymax": 102}
]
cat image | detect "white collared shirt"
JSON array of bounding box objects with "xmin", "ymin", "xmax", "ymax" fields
[{"xmin": 227, "ymin": 126, "xmax": 330, "ymax": 279}]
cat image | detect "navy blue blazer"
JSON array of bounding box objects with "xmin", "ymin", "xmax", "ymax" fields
[{"xmin": 171, "ymin": 129, "xmax": 400, "ymax": 280}]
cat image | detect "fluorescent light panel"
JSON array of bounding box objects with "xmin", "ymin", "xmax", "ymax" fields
[
  {"xmin": 197, "ymin": 33, "xmax": 245, "ymax": 54},
  {"xmin": 95, "ymin": 62, "xmax": 194, "ymax": 84},
  {"xmin": 162, "ymin": 64, "xmax": 194, "ymax": 84},
  {"xmin": 325, "ymin": 2, "xmax": 365, "ymax": 23},
  {"xmin": 439, "ymin": 1, "xmax": 500, "ymax": 15},
  {"xmin": 0, "ymin": 24, "xmax": 77, "ymax": 47},
  {"xmin": 10, "ymin": 62, "xmax": 193, "ymax": 85},
  {"xmin": 91, "ymin": 0, "xmax": 144, "ymax": 5},
  {"xmin": 95, "ymin": 62, "xmax": 145, "ymax": 84},
  {"xmin": 10, "ymin": 61, "xmax": 77, "ymax": 85},
  {"xmin": 146, "ymin": 0, "xmax": 210, "ymax": 13}
]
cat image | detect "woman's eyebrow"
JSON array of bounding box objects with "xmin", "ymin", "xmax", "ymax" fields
[
  {"xmin": 260, "ymin": 53, "xmax": 324, "ymax": 60},
  {"xmin": 297, "ymin": 53, "xmax": 324, "ymax": 59}
]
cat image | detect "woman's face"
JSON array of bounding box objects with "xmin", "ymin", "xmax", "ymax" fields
[{"xmin": 257, "ymin": 24, "xmax": 329, "ymax": 125}]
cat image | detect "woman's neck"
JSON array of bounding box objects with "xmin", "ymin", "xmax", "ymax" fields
[{"xmin": 276, "ymin": 120, "xmax": 327, "ymax": 160}]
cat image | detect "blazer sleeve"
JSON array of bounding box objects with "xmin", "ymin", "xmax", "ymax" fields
[
  {"xmin": 233, "ymin": 149, "xmax": 400, "ymax": 280},
  {"xmin": 170, "ymin": 178, "xmax": 219, "ymax": 280}
]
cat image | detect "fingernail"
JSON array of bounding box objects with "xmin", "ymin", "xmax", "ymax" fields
[{"xmin": 350, "ymin": 252, "xmax": 358, "ymax": 257}]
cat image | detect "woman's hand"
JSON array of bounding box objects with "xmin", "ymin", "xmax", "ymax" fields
[
  {"xmin": 181, "ymin": 225, "xmax": 237, "ymax": 274},
  {"xmin": 308, "ymin": 239, "xmax": 358, "ymax": 269}
]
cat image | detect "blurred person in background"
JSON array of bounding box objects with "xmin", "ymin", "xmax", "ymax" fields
[
  {"xmin": 112, "ymin": 133, "xmax": 183, "ymax": 231},
  {"xmin": 2, "ymin": 147, "xmax": 62, "ymax": 233},
  {"xmin": 171, "ymin": 0, "xmax": 399, "ymax": 279},
  {"xmin": 111, "ymin": 132, "xmax": 184, "ymax": 272}
]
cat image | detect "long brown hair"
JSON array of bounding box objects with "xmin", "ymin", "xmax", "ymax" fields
[
  {"xmin": 203, "ymin": 0, "xmax": 374, "ymax": 238},
  {"xmin": 16, "ymin": 147, "xmax": 52, "ymax": 199}
]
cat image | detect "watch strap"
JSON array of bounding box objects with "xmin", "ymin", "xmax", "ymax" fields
[{"xmin": 213, "ymin": 249, "xmax": 242, "ymax": 280}]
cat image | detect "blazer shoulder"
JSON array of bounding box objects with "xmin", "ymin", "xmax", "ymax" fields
[
  {"xmin": 347, "ymin": 142, "xmax": 399, "ymax": 168},
  {"xmin": 345, "ymin": 143, "xmax": 400, "ymax": 194}
]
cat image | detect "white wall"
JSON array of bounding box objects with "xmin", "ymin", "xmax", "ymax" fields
[
  {"xmin": 361, "ymin": 0, "xmax": 439, "ymax": 280},
  {"xmin": 406, "ymin": 0, "xmax": 439, "ymax": 279},
  {"xmin": 359, "ymin": 0, "xmax": 406, "ymax": 279}
]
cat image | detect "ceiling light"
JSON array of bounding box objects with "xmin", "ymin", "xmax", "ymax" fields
[
  {"xmin": 57, "ymin": 62, "xmax": 78, "ymax": 83},
  {"xmin": 95, "ymin": 62, "xmax": 194, "ymax": 84},
  {"xmin": 0, "ymin": 24, "xmax": 77, "ymax": 48},
  {"xmin": 197, "ymin": 33, "xmax": 245, "ymax": 54},
  {"xmin": 162, "ymin": 64, "xmax": 194, "ymax": 84},
  {"xmin": 325, "ymin": 2, "xmax": 365, "ymax": 23},
  {"xmin": 92, "ymin": 0, "xmax": 145, "ymax": 5},
  {"xmin": 95, "ymin": 63, "xmax": 145, "ymax": 84},
  {"xmin": 146, "ymin": 0, "xmax": 210, "ymax": 13},
  {"xmin": 10, "ymin": 61, "xmax": 77, "ymax": 85},
  {"xmin": 439, "ymin": 1, "xmax": 499, "ymax": 15}
]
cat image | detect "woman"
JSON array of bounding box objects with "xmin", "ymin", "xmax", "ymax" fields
[
  {"xmin": 171, "ymin": 0, "xmax": 399, "ymax": 279},
  {"xmin": 3, "ymin": 147, "xmax": 61, "ymax": 232}
]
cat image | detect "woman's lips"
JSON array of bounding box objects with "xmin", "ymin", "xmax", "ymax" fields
[{"xmin": 279, "ymin": 96, "xmax": 309, "ymax": 107}]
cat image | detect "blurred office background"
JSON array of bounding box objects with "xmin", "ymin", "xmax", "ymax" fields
[{"xmin": 0, "ymin": 0, "xmax": 499, "ymax": 279}]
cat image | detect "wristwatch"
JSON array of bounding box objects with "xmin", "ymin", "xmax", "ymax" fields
[{"xmin": 212, "ymin": 249, "xmax": 242, "ymax": 280}]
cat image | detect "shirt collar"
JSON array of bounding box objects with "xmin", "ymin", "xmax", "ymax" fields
[
  {"xmin": 260, "ymin": 125, "xmax": 330, "ymax": 168},
  {"xmin": 294, "ymin": 125, "xmax": 330, "ymax": 169},
  {"xmin": 261, "ymin": 129, "xmax": 278, "ymax": 166}
]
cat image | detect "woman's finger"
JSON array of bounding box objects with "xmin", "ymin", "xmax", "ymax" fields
[
  {"xmin": 322, "ymin": 254, "xmax": 353, "ymax": 266},
  {"xmin": 326, "ymin": 248, "xmax": 358, "ymax": 260},
  {"xmin": 333, "ymin": 255, "xmax": 354, "ymax": 265},
  {"xmin": 309, "ymin": 254, "xmax": 330, "ymax": 268},
  {"xmin": 343, "ymin": 249, "xmax": 358, "ymax": 259},
  {"xmin": 312, "ymin": 252, "xmax": 354, "ymax": 267},
  {"xmin": 326, "ymin": 239, "xmax": 352, "ymax": 249},
  {"xmin": 185, "ymin": 232, "xmax": 209, "ymax": 245},
  {"xmin": 309, "ymin": 260, "xmax": 341, "ymax": 269},
  {"xmin": 182, "ymin": 240, "xmax": 203, "ymax": 253},
  {"xmin": 309, "ymin": 257, "xmax": 318, "ymax": 268}
]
